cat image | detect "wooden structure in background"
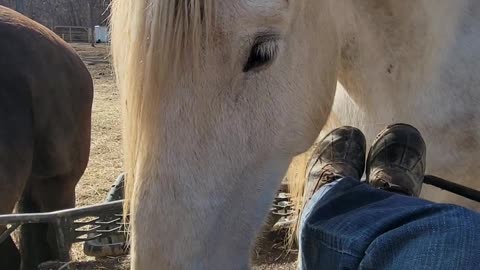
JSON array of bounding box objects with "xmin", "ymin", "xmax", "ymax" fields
[
  {"xmin": 0, "ymin": 0, "xmax": 110, "ymax": 27},
  {"xmin": 54, "ymin": 26, "xmax": 91, "ymax": 43}
]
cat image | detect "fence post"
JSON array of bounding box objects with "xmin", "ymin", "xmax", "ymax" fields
[
  {"xmin": 89, "ymin": 0, "xmax": 96, "ymax": 46},
  {"xmin": 15, "ymin": 0, "xmax": 25, "ymax": 14}
]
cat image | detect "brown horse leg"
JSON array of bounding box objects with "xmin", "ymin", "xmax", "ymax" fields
[
  {"xmin": 0, "ymin": 164, "xmax": 30, "ymax": 270},
  {"xmin": 0, "ymin": 195, "xmax": 24, "ymax": 270},
  {"xmin": 18, "ymin": 174, "xmax": 77, "ymax": 270},
  {"xmin": 0, "ymin": 88, "xmax": 33, "ymax": 270},
  {"xmin": 0, "ymin": 189, "xmax": 25, "ymax": 270},
  {"xmin": 17, "ymin": 185, "xmax": 48, "ymax": 270}
]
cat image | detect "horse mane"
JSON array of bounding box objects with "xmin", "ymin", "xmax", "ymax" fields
[{"xmin": 110, "ymin": 0, "xmax": 214, "ymax": 218}]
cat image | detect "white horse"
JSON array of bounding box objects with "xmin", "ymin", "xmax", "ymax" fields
[{"xmin": 111, "ymin": 0, "xmax": 480, "ymax": 268}]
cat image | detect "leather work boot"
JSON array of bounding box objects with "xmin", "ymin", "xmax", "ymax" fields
[
  {"xmin": 366, "ymin": 123, "xmax": 426, "ymax": 197},
  {"xmin": 304, "ymin": 126, "xmax": 366, "ymax": 203}
]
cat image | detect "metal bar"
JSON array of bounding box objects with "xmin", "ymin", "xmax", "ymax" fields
[
  {"xmin": 272, "ymin": 212, "xmax": 295, "ymax": 217},
  {"xmin": 94, "ymin": 218, "xmax": 122, "ymax": 225},
  {"xmin": 55, "ymin": 26, "xmax": 91, "ymax": 29},
  {"xmin": 94, "ymin": 226, "xmax": 123, "ymax": 234},
  {"xmin": 75, "ymin": 225, "xmax": 102, "ymax": 233},
  {"xmin": 0, "ymin": 224, "xmax": 20, "ymax": 243},
  {"xmin": 75, "ymin": 233, "xmax": 103, "ymax": 243},
  {"xmin": 424, "ymin": 175, "xmax": 480, "ymax": 202},
  {"xmin": 0, "ymin": 200, "xmax": 123, "ymax": 225},
  {"xmin": 73, "ymin": 217, "xmax": 101, "ymax": 227}
]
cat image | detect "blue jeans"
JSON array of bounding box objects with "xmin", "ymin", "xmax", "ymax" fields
[{"xmin": 299, "ymin": 177, "xmax": 480, "ymax": 270}]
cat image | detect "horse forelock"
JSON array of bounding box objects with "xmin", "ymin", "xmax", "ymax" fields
[{"xmin": 110, "ymin": 0, "xmax": 215, "ymax": 219}]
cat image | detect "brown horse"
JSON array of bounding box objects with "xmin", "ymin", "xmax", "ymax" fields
[{"xmin": 0, "ymin": 6, "xmax": 93, "ymax": 270}]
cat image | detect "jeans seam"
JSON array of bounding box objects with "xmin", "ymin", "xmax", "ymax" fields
[{"xmin": 314, "ymin": 237, "xmax": 362, "ymax": 259}]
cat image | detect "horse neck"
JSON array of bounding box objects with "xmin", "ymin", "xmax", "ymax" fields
[{"xmin": 331, "ymin": 0, "xmax": 470, "ymax": 118}]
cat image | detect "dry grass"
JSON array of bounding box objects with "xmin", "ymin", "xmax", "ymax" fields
[
  {"xmin": 64, "ymin": 43, "xmax": 296, "ymax": 270},
  {"xmin": 73, "ymin": 43, "xmax": 123, "ymax": 209},
  {"xmin": 70, "ymin": 43, "xmax": 123, "ymax": 263}
]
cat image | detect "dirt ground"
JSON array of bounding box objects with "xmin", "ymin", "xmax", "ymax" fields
[{"xmin": 59, "ymin": 43, "xmax": 296, "ymax": 270}]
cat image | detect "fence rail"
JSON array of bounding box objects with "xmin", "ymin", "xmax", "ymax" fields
[{"xmin": 54, "ymin": 25, "xmax": 91, "ymax": 43}]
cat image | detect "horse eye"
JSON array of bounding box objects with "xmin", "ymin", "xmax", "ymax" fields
[{"xmin": 243, "ymin": 39, "xmax": 278, "ymax": 73}]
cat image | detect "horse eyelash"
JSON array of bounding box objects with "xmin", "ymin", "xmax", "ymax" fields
[
  {"xmin": 243, "ymin": 39, "xmax": 279, "ymax": 72},
  {"xmin": 254, "ymin": 40, "xmax": 278, "ymax": 60}
]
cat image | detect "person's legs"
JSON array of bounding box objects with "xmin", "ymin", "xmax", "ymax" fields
[
  {"xmin": 300, "ymin": 177, "xmax": 480, "ymax": 270},
  {"xmin": 299, "ymin": 124, "xmax": 480, "ymax": 270}
]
